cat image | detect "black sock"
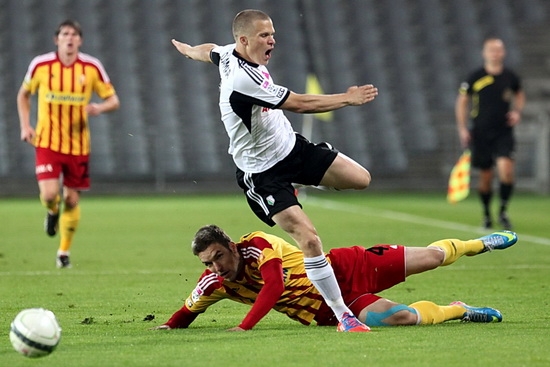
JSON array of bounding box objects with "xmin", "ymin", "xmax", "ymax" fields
[
  {"xmin": 499, "ymin": 183, "xmax": 513, "ymax": 215},
  {"xmin": 479, "ymin": 191, "xmax": 492, "ymax": 217}
]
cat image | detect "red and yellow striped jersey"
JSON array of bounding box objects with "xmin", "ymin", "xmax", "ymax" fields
[
  {"xmin": 184, "ymin": 231, "xmax": 325, "ymax": 326},
  {"xmin": 22, "ymin": 51, "xmax": 116, "ymax": 155}
]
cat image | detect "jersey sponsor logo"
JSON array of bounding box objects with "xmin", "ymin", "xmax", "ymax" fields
[
  {"xmin": 35, "ymin": 164, "xmax": 53, "ymax": 174},
  {"xmin": 192, "ymin": 273, "xmax": 220, "ymax": 302},
  {"xmin": 261, "ymin": 80, "xmax": 285, "ymax": 98},
  {"xmin": 191, "ymin": 286, "xmax": 204, "ymax": 302},
  {"xmin": 45, "ymin": 91, "xmax": 87, "ymax": 105}
]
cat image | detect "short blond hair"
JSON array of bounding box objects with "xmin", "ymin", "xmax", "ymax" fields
[{"xmin": 232, "ymin": 9, "xmax": 270, "ymax": 41}]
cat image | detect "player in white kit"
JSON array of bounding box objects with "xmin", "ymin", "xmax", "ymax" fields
[{"xmin": 172, "ymin": 9, "xmax": 378, "ymax": 332}]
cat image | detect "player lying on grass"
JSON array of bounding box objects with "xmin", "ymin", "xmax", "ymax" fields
[{"xmin": 153, "ymin": 225, "xmax": 517, "ymax": 331}]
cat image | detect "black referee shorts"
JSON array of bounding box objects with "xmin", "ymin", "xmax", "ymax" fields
[
  {"xmin": 236, "ymin": 134, "xmax": 338, "ymax": 226},
  {"xmin": 471, "ymin": 130, "xmax": 515, "ymax": 169}
]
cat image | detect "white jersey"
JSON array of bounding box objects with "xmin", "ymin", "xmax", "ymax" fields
[{"xmin": 211, "ymin": 44, "xmax": 296, "ymax": 173}]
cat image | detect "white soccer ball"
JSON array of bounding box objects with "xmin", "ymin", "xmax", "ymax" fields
[{"xmin": 9, "ymin": 308, "xmax": 62, "ymax": 358}]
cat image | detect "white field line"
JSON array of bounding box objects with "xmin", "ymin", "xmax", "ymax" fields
[{"xmin": 306, "ymin": 197, "xmax": 550, "ymax": 247}]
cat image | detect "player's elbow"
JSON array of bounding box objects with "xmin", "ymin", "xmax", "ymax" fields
[{"xmin": 110, "ymin": 95, "xmax": 121, "ymax": 111}]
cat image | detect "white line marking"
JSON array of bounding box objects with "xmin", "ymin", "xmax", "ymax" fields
[{"xmin": 307, "ymin": 197, "xmax": 550, "ymax": 246}]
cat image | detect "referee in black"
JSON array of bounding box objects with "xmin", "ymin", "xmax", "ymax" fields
[{"xmin": 455, "ymin": 37, "xmax": 526, "ymax": 230}]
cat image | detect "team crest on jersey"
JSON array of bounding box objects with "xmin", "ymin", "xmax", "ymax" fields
[{"xmin": 266, "ymin": 195, "xmax": 275, "ymax": 206}]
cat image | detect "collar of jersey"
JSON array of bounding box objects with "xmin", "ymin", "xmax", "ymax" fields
[{"xmin": 233, "ymin": 49, "xmax": 259, "ymax": 67}]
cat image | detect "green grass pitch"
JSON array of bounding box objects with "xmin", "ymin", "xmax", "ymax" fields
[{"xmin": 1, "ymin": 191, "xmax": 549, "ymax": 366}]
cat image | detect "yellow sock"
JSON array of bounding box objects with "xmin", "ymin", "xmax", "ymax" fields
[
  {"xmin": 427, "ymin": 239, "xmax": 484, "ymax": 266},
  {"xmin": 409, "ymin": 301, "xmax": 466, "ymax": 324},
  {"xmin": 40, "ymin": 194, "xmax": 61, "ymax": 213},
  {"xmin": 59, "ymin": 205, "xmax": 81, "ymax": 252}
]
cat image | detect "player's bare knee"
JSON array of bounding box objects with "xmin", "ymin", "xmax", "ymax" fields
[
  {"xmin": 429, "ymin": 247, "xmax": 445, "ymax": 267},
  {"xmin": 388, "ymin": 310, "xmax": 418, "ymax": 326},
  {"xmin": 41, "ymin": 195, "xmax": 58, "ymax": 204},
  {"xmin": 364, "ymin": 305, "xmax": 418, "ymax": 326},
  {"xmin": 350, "ymin": 172, "xmax": 371, "ymax": 190},
  {"xmin": 300, "ymin": 237, "xmax": 323, "ymax": 257}
]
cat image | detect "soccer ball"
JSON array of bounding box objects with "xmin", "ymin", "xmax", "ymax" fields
[{"xmin": 9, "ymin": 308, "xmax": 62, "ymax": 358}]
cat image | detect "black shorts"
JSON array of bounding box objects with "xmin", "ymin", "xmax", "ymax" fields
[
  {"xmin": 470, "ymin": 130, "xmax": 515, "ymax": 169},
  {"xmin": 236, "ymin": 134, "xmax": 338, "ymax": 226}
]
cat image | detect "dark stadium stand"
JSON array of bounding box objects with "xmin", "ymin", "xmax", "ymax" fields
[{"xmin": 1, "ymin": 0, "xmax": 548, "ymax": 193}]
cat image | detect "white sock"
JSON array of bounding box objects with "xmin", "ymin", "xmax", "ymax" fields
[{"xmin": 303, "ymin": 254, "xmax": 352, "ymax": 322}]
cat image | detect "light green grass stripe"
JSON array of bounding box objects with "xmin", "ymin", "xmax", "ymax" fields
[
  {"xmin": 307, "ymin": 197, "xmax": 550, "ymax": 246},
  {"xmin": 2, "ymin": 263, "xmax": 550, "ymax": 278}
]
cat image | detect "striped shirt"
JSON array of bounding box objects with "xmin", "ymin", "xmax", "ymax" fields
[
  {"xmin": 210, "ymin": 44, "xmax": 295, "ymax": 173},
  {"xmin": 184, "ymin": 231, "xmax": 324, "ymax": 326},
  {"xmin": 22, "ymin": 51, "xmax": 116, "ymax": 155}
]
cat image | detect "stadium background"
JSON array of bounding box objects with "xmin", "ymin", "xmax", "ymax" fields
[{"xmin": 1, "ymin": 0, "xmax": 548, "ymax": 196}]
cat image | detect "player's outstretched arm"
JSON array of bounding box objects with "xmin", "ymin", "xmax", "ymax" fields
[
  {"xmin": 171, "ymin": 39, "xmax": 217, "ymax": 63},
  {"xmin": 281, "ymin": 84, "xmax": 378, "ymax": 114},
  {"xmin": 151, "ymin": 305, "xmax": 199, "ymax": 330}
]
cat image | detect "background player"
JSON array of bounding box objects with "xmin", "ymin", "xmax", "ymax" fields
[{"xmin": 17, "ymin": 19, "xmax": 120, "ymax": 268}]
